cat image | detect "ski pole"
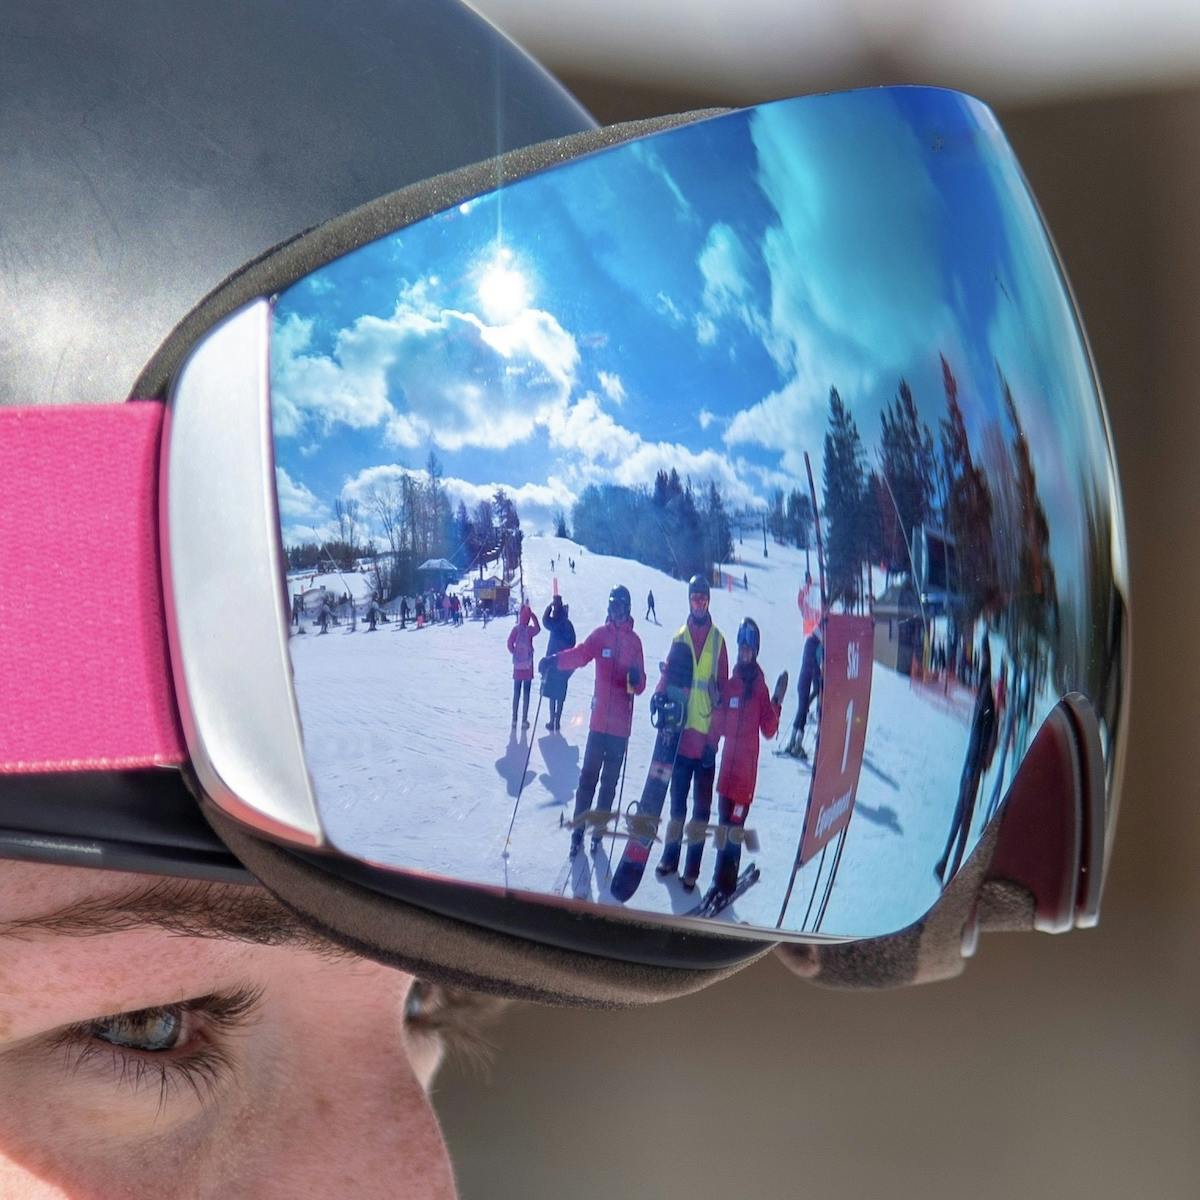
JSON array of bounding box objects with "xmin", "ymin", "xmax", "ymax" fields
[
  {"xmin": 605, "ymin": 738, "xmax": 631, "ymax": 871},
  {"xmin": 503, "ymin": 679, "xmax": 544, "ymax": 857}
]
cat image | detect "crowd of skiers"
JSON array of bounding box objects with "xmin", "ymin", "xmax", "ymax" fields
[
  {"xmin": 506, "ymin": 573, "xmax": 792, "ymax": 908},
  {"xmin": 289, "ymin": 587, "xmax": 494, "ymax": 634}
]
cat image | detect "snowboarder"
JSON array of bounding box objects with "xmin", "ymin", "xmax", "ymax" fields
[
  {"xmin": 655, "ymin": 573, "xmax": 728, "ymax": 891},
  {"xmin": 506, "ymin": 603, "xmax": 542, "ymax": 729},
  {"xmin": 706, "ymin": 618, "xmax": 786, "ymax": 905},
  {"xmin": 541, "ymin": 596, "xmax": 576, "ymax": 732},
  {"xmin": 783, "ymin": 626, "xmax": 823, "ymax": 759},
  {"xmin": 541, "ymin": 584, "xmax": 645, "ymax": 855},
  {"xmin": 645, "ymin": 589, "xmax": 656, "ymax": 622},
  {"xmin": 743, "ymin": 572, "xmax": 749, "ymax": 590},
  {"xmin": 935, "ymin": 633, "xmax": 998, "ymax": 886}
]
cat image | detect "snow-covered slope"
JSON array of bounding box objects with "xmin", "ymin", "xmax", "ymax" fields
[{"xmin": 288, "ymin": 533, "xmax": 1042, "ymax": 939}]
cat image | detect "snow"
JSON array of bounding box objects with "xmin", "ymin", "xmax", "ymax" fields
[{"xmin": 288, "ymin": 534, "xmax": 1052, "ymax": 940}]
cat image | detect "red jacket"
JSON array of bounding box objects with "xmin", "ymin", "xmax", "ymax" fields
[
  {"xmin": 555, "ymin": 616, "xmax": 646, "ymax": 737},
  {"xmin": 712, "ymin": 663, "xmax": 780, "ymax": 807},
  {"xmin": 507, "ymin": 605, "xmax": 541, "ymax": 680}
]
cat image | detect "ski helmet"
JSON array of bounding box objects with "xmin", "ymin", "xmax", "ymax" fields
[
  {"xmin": 736, "ymin": 617, "xmax": 761, "ymax": 656},
  {"xmin": 608, "ymin": 584, "xmax": 632, "ymax": 621},
  {"xmin": 688, "ymin": 573, "xmax": 711, "ymax": 599},
  {"xmin": 0, "ymin": 0, "xmax": 591, "ymax": 408}
]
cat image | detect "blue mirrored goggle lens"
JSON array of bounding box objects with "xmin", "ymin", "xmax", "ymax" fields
[{"xmin": 269, "ymin": 87, "xmax": 1126, "ymax": 940}]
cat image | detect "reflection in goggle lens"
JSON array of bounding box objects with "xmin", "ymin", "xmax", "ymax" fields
[{"xmin": 270, "ymin": 88, "xmax": 1125, "ymax": 940}]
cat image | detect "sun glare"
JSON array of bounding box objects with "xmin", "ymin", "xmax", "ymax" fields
[{"xmin": 477, "ymin": 254, "xmax": 531, "ymax": 323}]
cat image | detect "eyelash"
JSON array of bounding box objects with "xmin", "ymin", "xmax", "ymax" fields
[
  {"xmin": 51, "ymin": 979, "xmax": 503, "ymax": 1108},
  {"xmin": 51, "ymin": 986, "xmax": 263, "ymax": 1113}
]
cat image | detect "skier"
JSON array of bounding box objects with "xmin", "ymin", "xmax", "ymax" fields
[
  {"xmin": 541, "ymin": 584, "xmax": 646, "ymax": 856},
  {"xmin": 655, "ymin": 573, "xmax": 728, "ymax": 890},
  {"xmin": 399, "ymin": 596, "xmax": 409, "ymax": 628},
  {"xmin": 645, "ymin": 589, "xmax": 656, "ymax": 622},
  {"xmin": 316, "ymin": 591, "xmax": 338, "ymax": 634},
  {"xmin": 707, "ymin": 618, "xmax": 786, "ymax": 905},
  {"xmin": 541, "ymin": 595, "xmax": 576, "ymax": 732},
  {"xmin": 935, "ymin": 633, "xmax": 999, "ymax": 887},
  {"xmin": 365, "ymin": 592, "xmax": 387, "ymax": 631},
  {"xmin": 783, "ymin": 626, "xmax": 823, "ymax": 759},
  {"xmin": 506, "ymin": 602, "xmax": 542, "ymax": 729}
]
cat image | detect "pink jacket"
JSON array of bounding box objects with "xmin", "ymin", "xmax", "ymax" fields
[{"xmin": 507, "ymin": 605, "xmax": 541, "ymax": 680}]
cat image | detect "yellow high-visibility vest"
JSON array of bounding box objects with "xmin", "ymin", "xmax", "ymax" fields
[{"xmin": 673, "ymin": 622, "xmax": 725, "ymax": 735}]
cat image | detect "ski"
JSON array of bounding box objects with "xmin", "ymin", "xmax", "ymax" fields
[
  {"xmin": 553, "ymin": 849, "xmax": 592, "ymax": 898},
  {"xmin": 772, "ymin": 749, "xmax": 811, "ymax": 766},
  {"xmin": 687, "ymin": 862, "xmax": 760, "ymax": 918}
]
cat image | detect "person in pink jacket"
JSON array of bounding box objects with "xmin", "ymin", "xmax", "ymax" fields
[
  {"xmin": 541, "ymin": 585, "xmax": 645, "ymax": 856},
  {"xmin": 506, "ymin": 603, "xmax": 541, "ymax": 729},
  {"xmin": 709, "ymin": 618, "xmax": 787, "ymax": 901}
]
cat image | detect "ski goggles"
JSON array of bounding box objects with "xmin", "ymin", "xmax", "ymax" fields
[
  {"xmin": 0, "ymin": 87, "xmax": 1129, "ymax": 1005},
  {"xmin": 737, "ymin": 620, "xmax": 761, "ymax": 656}
]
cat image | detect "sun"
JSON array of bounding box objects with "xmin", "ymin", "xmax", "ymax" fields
[{"xmin": 476, "ymin": 251, "xmax": 531, "ymax": 323}]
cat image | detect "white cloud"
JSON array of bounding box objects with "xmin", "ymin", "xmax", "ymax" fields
[
  {"xmin": 271, "ymin": 280, "xmax": 580, "ymax": 453},
  {"xmin": 698, "ymin": 408, "xmax": 716, "ymax": 431},
  {"xmin": 597, "ymin": 370, "xmax": 626, "ymax": 405},
  {"xmin": 655, "ymin": 291, "xmax": 686, "ymax": 326},
  {"xmin": 631, "ymin": 142, "xmax": 698, "ymax": 224},
  {"xmin": 544, "ymin": 392, "xmax": 641, "ymax": 462},
  {"xmin": 275, "ymin": 466, "xmax": 325, "ymax": 521}
]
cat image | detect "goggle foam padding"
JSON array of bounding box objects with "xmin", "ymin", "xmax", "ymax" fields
[{"xmin": 204, "ymin": 802, "xmax": 774, "ymax": 1008}]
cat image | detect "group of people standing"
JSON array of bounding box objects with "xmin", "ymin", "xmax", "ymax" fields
[{"xmin": 514, "ymin": 574, "xmax": 786, "ymax": 905}]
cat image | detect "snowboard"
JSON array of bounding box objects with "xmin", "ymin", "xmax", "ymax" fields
[
  {"xmin": 687, "ymin": 862, "xmax": 760, "ymax": 918},
  {"xmin": 608, "ymin": 639, "xmax": 693, "ymax": 903}
]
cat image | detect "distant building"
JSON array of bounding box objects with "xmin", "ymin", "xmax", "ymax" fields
[
  {"xmin": 417, "ymin": 557, "xmax": 460, "ymax": 591},
  {"xmin": 910, "ymin": 524, "xmax": 959, "ymax": 615},
  {"xmin": 873, "ymin": 582, "xmax": 924, "ymax": 675}
]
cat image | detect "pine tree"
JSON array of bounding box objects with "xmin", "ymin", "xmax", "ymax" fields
[
  {"xmin": 822, "ymin": 386, "xmax": 867, "ymax": 609},
  {"xmin": 878, "ymin": 377, "xmax": 936, "ymax": 576},
  {"xmin": 938, "ymin": 355, "xmax": 997, "ymax": 624}
]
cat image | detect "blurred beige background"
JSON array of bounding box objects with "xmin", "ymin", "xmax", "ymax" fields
[{"xmin": 436, "ymin": 16, "xmax": 1200, "ymax": 1197}]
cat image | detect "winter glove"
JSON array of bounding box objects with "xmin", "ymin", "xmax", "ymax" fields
[
  {"xmin": 538, "ymin": 655, "xmax": 555, "ymax": 676},
  {"xmin": 701, "ymin": 743, "xmax": 717, "ymax": 773},
  {"xmin": 772, "ymin": 669, "xmax": 789, "ymax": 707},
  {"xmin": 627, "ymin": 665, "xmax": 644, "ymax": 691}
]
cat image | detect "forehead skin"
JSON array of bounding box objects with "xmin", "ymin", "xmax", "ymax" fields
[{"xmin": 0, "ymin": 865, "xmax": 251, "ymax": 1042}]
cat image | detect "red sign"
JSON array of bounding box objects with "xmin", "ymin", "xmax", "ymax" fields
[{"xmin": 799, "ymin": 615, "xmax": 874, "ymax": 865}]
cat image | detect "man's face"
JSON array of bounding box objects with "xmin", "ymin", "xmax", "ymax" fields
[
  {"xmin": 689, "ymin": 593, "xmax": 709, "ymax": 619},
  {"xmin": 0, "ymin": 862, "xmax": 459, "ymax": 1198}
]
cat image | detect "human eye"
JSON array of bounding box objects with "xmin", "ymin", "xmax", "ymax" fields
[
  {"xmin": 403, "ymin": 979, "xmax": 507, "ymax": 1073},
  {"xmin": 51, "ymin": 985, "xmax": 263, "ymax": 1110}
]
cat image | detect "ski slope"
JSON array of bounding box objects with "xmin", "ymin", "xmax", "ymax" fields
[{"xmin": 288, "ymin": 533, "xmax": 1051, "ymax": 940}]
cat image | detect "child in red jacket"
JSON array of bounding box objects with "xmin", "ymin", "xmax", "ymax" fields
[{"xmin": 709, "ymin": 618, "xmax": 787, "ymax": 901}]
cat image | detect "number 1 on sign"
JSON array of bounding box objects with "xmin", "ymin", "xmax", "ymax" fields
[{"xmin": 841, "ymin": 700, "xmax": 854, "ymax": 773}]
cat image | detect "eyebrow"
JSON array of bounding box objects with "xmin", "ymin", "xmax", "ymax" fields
[{"xmin": 0, "ymin": 877, "xmax": 350, "ymax": 957}]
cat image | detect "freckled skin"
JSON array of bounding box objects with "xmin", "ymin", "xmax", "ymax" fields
[{"xmin": 0, "ymin": 863, "xmax": 458, "ymax": 1200}]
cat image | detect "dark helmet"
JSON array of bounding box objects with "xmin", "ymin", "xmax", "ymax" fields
[
  {"xmin": 607, "ymin": 585, "xmax": 632, "ymax": 621},
  {"xmin": 1, "ymin": 0, "xmax": 591, "ymax": 407},
  {"xmin": 736, "ymin": 617, "xmax": 761, "ymax": 656},
  {"xmin": 688, "ymin": 573, "xmax": 711, "ymax": 598}
]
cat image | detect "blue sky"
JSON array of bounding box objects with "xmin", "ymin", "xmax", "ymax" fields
[{"xmin": 270, "ymin": 87, "xmax": 1116, "ymax": 628}]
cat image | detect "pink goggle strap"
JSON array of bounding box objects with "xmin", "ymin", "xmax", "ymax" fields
[{"xmin": 0, "ymin": 403, "xmax": 187, "ymax": 772}]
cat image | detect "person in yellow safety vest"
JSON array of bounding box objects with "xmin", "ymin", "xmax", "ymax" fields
[{"xmin": 655, "ymin": 573, "xmax": 730, "ymax": 891}]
